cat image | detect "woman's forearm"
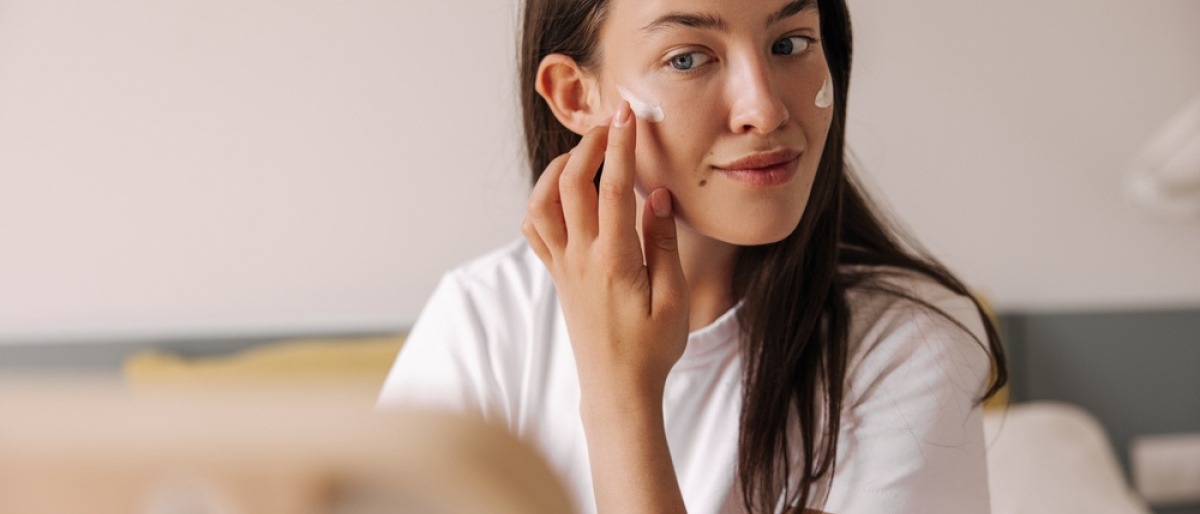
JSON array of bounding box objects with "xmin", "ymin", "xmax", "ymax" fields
[{"xmin": 580, "ymin": 389, "xmax": 687, "ymax": 514}]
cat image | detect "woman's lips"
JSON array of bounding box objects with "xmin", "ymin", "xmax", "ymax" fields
[{"xmin": 713, "ymin": 149, "xmax": 802, "ymax": 187}]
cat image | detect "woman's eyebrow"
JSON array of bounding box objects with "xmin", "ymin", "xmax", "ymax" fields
[
  {"xmin": 640, "ymin": 12, "xmax": 725, "ymax": 34},
  {"xmin": 640, "ymin": 0, "xmax": 817, "ymax": 35},
  {"xmin": 766, "ymin": 0, "xmax": 817, "ymax": 27}
]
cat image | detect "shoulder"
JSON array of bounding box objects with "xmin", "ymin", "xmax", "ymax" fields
[
  {"xmin": 407, "ymin": 239, "xmax": 562, "ymax": 357},
  {"xmin": 378, "ymin": 240, "xmax": 558, "ymax": 416},
  {"xmin": 816, "ymin": 267, "xmax": 995, "ymax": 512},
  {"xmin": 839, "ymin": 266, "xmax": 993, "ymax": 400},
  {"xmin": 435, "ymin": 239, "xmax": 556, "ymax": 322},
  {"xmin": 446, "ymin": 239, "xmax": 552, "ymax": 298},
  {"xmin": 841, "ymin": 265, "xmax": 988, "ymax": 347}
]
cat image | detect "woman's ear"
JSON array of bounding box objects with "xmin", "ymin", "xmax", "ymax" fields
[{"xmin": 535, "ymin": 54, "xmax": 605, "ymax": 136}]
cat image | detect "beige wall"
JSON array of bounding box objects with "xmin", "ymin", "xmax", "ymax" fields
[
  {"xmin": 0, "ymin": 0, "xmax": 529, "ymax": 342},
  {"xmin": 2, "ymin": 0, "xmax": 1198, "ymax": 342},
  {"xmin": 846, "ymin": 0, "xmax": 1200, "ymax": 311}
]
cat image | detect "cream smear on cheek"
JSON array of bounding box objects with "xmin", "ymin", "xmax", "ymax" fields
[
  {"xmin": 815, "ymin": 73, "xmax": 834, "ymax": 109},
  {"xmin": 616, "ymin": 85, "xmax": 665, "ymax": 123}
]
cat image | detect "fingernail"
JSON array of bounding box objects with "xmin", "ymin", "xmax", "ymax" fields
[
  {"xmin": 613, "ymin": 102, "xmax": 632, "ymax": 128},
  {"xmin": 651, "ymin": 190, "xmax": 672, "ymax": 218}
]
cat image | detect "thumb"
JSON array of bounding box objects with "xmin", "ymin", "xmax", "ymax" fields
[{"xmin": 642, "ymin": 188, "xmax": 687, "ymax": 306}]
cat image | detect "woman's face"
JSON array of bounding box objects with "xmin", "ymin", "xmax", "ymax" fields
[{"xmin": 591, "ymin": 0, "xmax": 833, "ymax": 246}]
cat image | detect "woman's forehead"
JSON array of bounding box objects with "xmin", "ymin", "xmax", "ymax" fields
[{"xmin": 608, "ymin": 0, "xmax": 818, "ymax": 32}]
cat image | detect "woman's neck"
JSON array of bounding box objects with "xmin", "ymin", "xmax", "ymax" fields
[
  {"xmin": 677, "ymin": 227, "xmax": 738, "ymax": 332},
  {"xmin": 634, "ymin": 195, "xmax": 738, "ymax": 332}
]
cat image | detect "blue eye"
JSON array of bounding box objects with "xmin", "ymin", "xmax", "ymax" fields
[
  {"xmin": 668, "ymin": 51, "xmax": 711, "ymax": 71},
  {"xmin": 772, "ymin": 36, "xmax": 811, "ymax": 56}
]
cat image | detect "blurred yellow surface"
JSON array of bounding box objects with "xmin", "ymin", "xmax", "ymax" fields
[{"xmin": 123, "ymin": 335, "xmax": 405, "ymax": 392}]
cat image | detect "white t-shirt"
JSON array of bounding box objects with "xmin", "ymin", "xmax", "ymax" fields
[{"xmin": 378, "ymin": 240, "xmax": 993, "ymax": 514}]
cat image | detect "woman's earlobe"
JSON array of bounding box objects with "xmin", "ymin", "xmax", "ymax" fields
[{"xmin": 535, "ymin": 54, "xmax": 602, "ymax": 136}]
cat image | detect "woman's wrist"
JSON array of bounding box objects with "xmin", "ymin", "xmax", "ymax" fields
[
  {"xmin": 577, "ymin": 384, "xmax": 686, "ymax": 514},
  {"xmin": 578, "ymin": 380, "xmax": 665, "ymax": 425}
]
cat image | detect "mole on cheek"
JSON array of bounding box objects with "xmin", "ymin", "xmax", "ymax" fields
[{"xmin": 699, "ymin": 180, "xmax": 708, "ymax": 187}]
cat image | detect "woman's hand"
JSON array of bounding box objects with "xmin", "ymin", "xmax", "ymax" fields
[
  {"xmin": 521, "ymin": 101, "xmax": 689, "ymax": 407},
  {"xmin": 523, "ymin": 101, "xmax": 690, "ymax": 514}
]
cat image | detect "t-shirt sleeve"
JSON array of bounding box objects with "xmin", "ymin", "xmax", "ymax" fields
[
  {"xmin": 817, "ymin": 291, "xmax": 994, "ymax": 514},
  {"xmin": 376, "ymin": 271, "xmax": 505, "ymax": 422}
]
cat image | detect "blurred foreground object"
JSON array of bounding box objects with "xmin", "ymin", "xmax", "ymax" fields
[
  {"xmin": 1126, "ymin": 92, "xmax": 1200, "ymax": 220},
  {"xmin": 0, "ymin": 378, "xmax": 574, "ymax": 514}
]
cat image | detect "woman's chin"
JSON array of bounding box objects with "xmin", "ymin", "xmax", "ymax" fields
[
  {"xmin": 726, "ymin": 230, "xmax": 794, "ymax": 247},
  {"xmin": 674, "ymin": 207, "xmax": 805, "ymax": 248},
  {"xmin": 703, "ymin": 221, "xmax": 800, "ymax": 248}
]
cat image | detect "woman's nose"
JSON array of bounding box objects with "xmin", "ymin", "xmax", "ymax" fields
[{"xmin": 727, "ymin": 58, "xmax": 790, "ymax": 135}]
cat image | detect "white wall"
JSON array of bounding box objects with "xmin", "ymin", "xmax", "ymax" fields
[
  {"xmin": 2, "ymin": 1, "xmax": 1198, "ymax": 343},
  {"xmin": 0, "ymin": 0, "xmax": 530, "ymax": 342},
  {"xmin": 845, "ymin": 0, "xmax": 1200, "ymax": 310}
]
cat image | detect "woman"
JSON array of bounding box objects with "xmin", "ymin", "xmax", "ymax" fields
[{"xmin": 379, "ymin": 0, "xmax": 1008, "ymax": 513}]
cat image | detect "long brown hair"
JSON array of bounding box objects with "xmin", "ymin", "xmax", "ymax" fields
[{"xmin": 519, "ymin": 0, "xmax": 1008, "ymax": 511}]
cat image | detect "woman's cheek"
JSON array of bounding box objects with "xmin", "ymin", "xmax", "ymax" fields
[
  {"xmin": 632, "ymin": 136, "xmax": 671, "ymax": 196},
  {"xmin": 636, "ymin": 120, "xmax": 695, "ymax": 187}
]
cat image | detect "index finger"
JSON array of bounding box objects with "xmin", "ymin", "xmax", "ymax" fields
[{"xmin": 598, "ymin": 100, "xmax": 638, "ymax": 244}]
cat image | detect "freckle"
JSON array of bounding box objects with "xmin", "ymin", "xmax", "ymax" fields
[{"xmin": 699, "ymin": 180, "xmax": 708, "ymax": 187}]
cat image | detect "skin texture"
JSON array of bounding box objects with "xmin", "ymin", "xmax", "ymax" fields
[{"xmin": 523, "ymin": 0, "xmax": 834, "ymax": 512}]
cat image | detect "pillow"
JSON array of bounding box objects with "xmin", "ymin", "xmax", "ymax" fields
[{"xmin": 984, "ymin": 402, "xmax": 1151, "ymax": 514}]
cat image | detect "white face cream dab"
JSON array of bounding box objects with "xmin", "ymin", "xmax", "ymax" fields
[
  {"xmin": 616, "ymin": 85, "xmax": 665, "ymax": 123},
  {"xmin": 815, "ymin": 74, "xmax": 834, "ymax": 109}
]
